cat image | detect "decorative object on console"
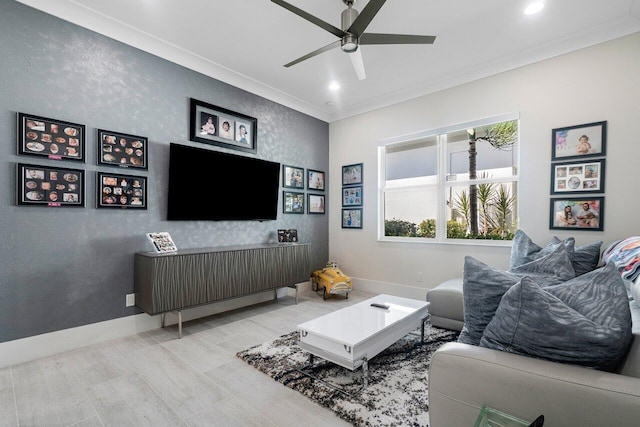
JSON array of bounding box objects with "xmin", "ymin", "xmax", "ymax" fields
[
  {"xmin": 17, "ymin": 112, "xmax": 85, "ymax": 162},
  {"xmin": 146, "ymin": 232, "xmax": 177, "ymax": 253},
  {"xmin": 307, "ymin": 194, "xmax": 325, "ymax": 214},
  {"xmin": 283, "ymin": 164, "xmax": 305, "ymax": 189},
  {"xmin": 189, "ymin": 98, "xmax": 257, "ymax": 154},
  {"xmin": 237, "ymin": 325, "xmax": 458, "ymax": 427},
  {"xmin": 16, "ymin": 162, "xmax": 84, "ymax": 207},
  {"xmin": 549, "ymin": 197, "xmax": 604, "ymax": 231},
  {"xmin": 97, "ymin": 129, "xmax": 148, "ymax": 169},
  {"xmin": 551, "ymin": 120, "xmax": 606, "ymax": 161},
  {"xmin": 277, "ymin": 229, "xmax": 298, "ymax": 242},
  {"xmin": 283, "ymin": 191, "xmax": 304, "ymax": 213},
  {"xmin": 550, "ymin": 158, "xmax": 605, "ymax": 194},
  {"xmin": 97, "ymin": 172, "xmax": 147, "ymax": 209}
]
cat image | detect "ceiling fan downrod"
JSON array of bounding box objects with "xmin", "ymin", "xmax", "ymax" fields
[{"xmin": 341, "ymin": 0, "xmax": 359, "ymax": 52}]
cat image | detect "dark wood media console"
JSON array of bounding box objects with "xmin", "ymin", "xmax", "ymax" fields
[{"xmin": 134, "ymin": 243, "xmax": 310, "ymax": 337}]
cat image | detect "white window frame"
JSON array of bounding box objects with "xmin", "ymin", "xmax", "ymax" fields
[{"xmin": 377, "ymin": 113, "xmax": 520, "ymax": 245}]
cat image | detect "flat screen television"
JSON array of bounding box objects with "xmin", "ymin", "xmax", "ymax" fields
[{"xmin": 167, "ymin": 143, "xmax": 280, "ymax": 221}]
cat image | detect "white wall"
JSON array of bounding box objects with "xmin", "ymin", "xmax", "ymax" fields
[{"xmin": 329, "ymin": 32, "xmax": 640, "ymax": 294}]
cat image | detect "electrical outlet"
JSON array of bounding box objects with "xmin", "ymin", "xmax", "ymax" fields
[
  {"xmin": 126, "ymin": 293, "xmax": 135, "ymax": 307},
  {"xmin": 417, "ymin": 272, "xmax": 423, "ymax": 283}
]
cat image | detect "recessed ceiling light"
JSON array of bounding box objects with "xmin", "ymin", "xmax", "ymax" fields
[
  {"xmin": 524, "ymin": 1, "xmax": 544, "ymax": 15},
  {"xmin": 329, "ymin": 82, "xmax": 340, "ymax": 91}
]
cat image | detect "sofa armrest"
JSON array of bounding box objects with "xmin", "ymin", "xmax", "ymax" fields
[{"xmin": 429, "ymin": 342, "xmax": 640, "ymax": 427}]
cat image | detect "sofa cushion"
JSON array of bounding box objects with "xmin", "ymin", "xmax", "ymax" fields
[
  {"xmin": 459, "ymin": 245, "xmax": 575, "ymax": 346},
  {"xmin": 509, "ymin": 230, "xmax": 575, "ymax": 270},
  {"xmin": 480, "ymin": 263, "xmax": 633, "ymax": 372}
]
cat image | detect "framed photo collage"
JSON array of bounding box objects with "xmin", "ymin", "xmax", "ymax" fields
[
  {"xmin": 16, "ymin": 112, "xmax": 148, "ymax": 210},
  {"xmin": 549, "ymin": 121, "xmax": 606, "ymax": 231},
  {"xmin": 282, "ymin": 164, "xmax": 325, "ymax": 215}
]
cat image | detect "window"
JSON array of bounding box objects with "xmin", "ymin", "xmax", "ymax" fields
[{"xmin": 378, "ymin": 115, "xmax": 519, "ymax": 242}]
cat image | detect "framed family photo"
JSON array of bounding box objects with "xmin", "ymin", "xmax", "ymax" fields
[
  {"xmin": 550, "ymin": 197, "xmax": 604, "ymax": 231},
  {"xmin": 283, "ymin": 165, "xmax": 304, "ymax": 189},
  {"xmin": 307, "ymin": 169, "xmax": 325, "ymax": 191},
  {"xmin": 551, "ymin": 121, "xmax": 606, "ymax": 161},
  {"xmin": 342, "ymin": 208, "xmax": 362, "ymax": 229},
  {"xmin": 283, "ymin": 191, "xmax": 304, "ymax": 214},
  {"xmin": 551, "ymin": 159, "xmax": 605, "ymax": 194},
  {"xmin": 342, "ymin": 163, "xmax": 363, "ymax": 186},
  {"xmin": 189, "ymin": 98, "xmax": 257, "ymax": 154},
  {"xmin": 308, "ymin": 194, "xmax": 325, "ymax": 214},
  {"xmin": 17, "ymin": 112, "xmax": 85, "ymax": 162}
]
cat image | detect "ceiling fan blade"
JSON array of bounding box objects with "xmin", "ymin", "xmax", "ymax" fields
[
  {"xmin": 347, "ymin": 0, "xmax": 387, "ymax": 37},
  {"xmin": 348, "ymin": 49, "xmax": 366, "ymax": 80},
  {"xmin": 360, "ymin": 33, "xmax": 436, "ymax": 45},
  {"xmin": 284, "ymin": 40, "xmax": 341, "ymax": 68},
  {"xmin": 271, "ymin": 0, "xmax": 346, "ymax": 38}
]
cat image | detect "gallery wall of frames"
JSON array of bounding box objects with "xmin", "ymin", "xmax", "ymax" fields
[
  {"xmin": 16, "ymin": 112, "xmax": 149, "ymax": 209},
  {"xmin": 549, "ymin": 120, "xmax": 607, "ymax": 231}
]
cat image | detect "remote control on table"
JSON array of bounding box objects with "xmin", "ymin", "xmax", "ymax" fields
[{"xmin": 371, "ymin": 303, "xmax": 390, "ymax": 309}]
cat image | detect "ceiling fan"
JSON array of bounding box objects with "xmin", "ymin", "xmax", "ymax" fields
[{"xmin": 272, "ymin": 0, "xmax": 436, "ymax": 80}]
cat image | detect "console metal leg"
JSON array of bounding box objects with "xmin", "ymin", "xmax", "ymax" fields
[
  {"xmin": 161, "ymin": 313, "xmax": 165, "ymax": 328},
  {"xmin": 274, "ymin": 289, "xmax": 277, "ymax": 301},
  {"xmin": 177, "ymin": 310, "xmax": 182, "ymax": 339}
]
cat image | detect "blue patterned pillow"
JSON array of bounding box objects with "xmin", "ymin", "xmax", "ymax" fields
[
  {"xmin": 480, "ymin": 263, "xmax": 633, "ymax": 371},
  {"xmin": 510, "ymin": 230, "xmax": 575, "ymax": 270},
  {"xmin": 459, "ymin": 244, "xmax": 575, "ymax": 346}
]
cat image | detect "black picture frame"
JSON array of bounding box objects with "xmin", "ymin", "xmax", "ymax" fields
[
  {"xmin": 97, "ymin": 172, "xmax": 147, "ymax": 209},
  {"xmin": 283, "ymin": 165, "xmax": 305, "ymax": 189},
  {"xmin": 342, "ymin": 163, "xmax": 363, "ymax": 186},
  {"xmin": 17, "ymin": 112, "xmax": 85, "ymax": 162},
  {"xmin": 17, "ymin": 162, "xmax": 84, "ymax": 207},
  {"xmin": 308, "ymin": 194, "xmax": 325, "ymax": 214},
  {"xmin": 342, "ymin": 208, "xmax": 363, "ymax": 229},
  {"xmin": 189, "ymin": 98, "xmax": 257, "ymax": 154},
  {"xmin": 277, "ymin": 229, "xmax": 298, "ymax": 243},
  {"xmin": 550, "ymin": 159, "xmax": 605, "ymax": 195},
  {"xmin": 283, "ymin": 191, "xmax": 304, "ymax": 214},
  {"xmin": 307, "ymin": 169, "xmax": 325, "ymax": 191},
  {"xmin": 551, "ymin": 121, "xmax": 607, "ymax": 161},
  {"xmin": 97, "ymin": 129, "xmax": 148, "ymax": 170},
  {"xmin": 549, "ymin": 197, "xmax": 604, "ymax": 231},
  {"xmin": 342, "ymin": 185, "xmax": 363, "ymax": 207}
]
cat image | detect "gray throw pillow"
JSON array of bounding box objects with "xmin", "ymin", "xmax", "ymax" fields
[
  {"xmin": 459, "ymin": 244, "xmax": 575, "ymax": 346},
  {"xmin": 552, "ymin": 237, "xmax": 602, "ymax": 276},
  {"xmin": 480, "ymin": 263, "xmax": 633, "ymax": 372},
  {"xmin": 510, "ymin": 230, "xmax": 575, "ymax": 270}
]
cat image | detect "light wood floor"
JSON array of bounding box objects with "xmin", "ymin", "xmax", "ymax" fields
[{"xmin": 0, "ymin": 288, "xmax": 379, "ymax": 426}]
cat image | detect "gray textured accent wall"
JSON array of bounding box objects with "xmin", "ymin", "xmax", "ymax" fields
[{"xmin": 0, "ymin": 1, "xmax": 329, "ymax": 343}]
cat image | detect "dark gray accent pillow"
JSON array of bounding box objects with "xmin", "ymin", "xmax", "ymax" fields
[
  {"xmin": 552, "ymin": 237, "xmax": 602, "ymax": 276},
  {"xmin": 459, "ymin": 244, "xmax": 575, "ymax": 346},
  {"xmin": 510, "ymin": 230, "xmax": 575, "ymax": 270},
  {"xmin": 480, "ymin": 263, "xmax": 633, "ymax": 371}
]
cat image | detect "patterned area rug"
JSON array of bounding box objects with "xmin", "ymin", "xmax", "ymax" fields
[{"xmin": 236, "ymin": 323, "xmax": 459, "ymax": 426}]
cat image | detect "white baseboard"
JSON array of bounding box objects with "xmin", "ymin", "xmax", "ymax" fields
[
  {"xmin": 352, "ymin": 277, "xmax": 430, "ymax": 301},
  {"xmin": 0, "ymin": 284, "xmax": 308, "ymax": 368}
]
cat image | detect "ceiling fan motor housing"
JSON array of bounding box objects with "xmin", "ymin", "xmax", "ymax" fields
[{"xmin": 341, "ymin": 4, "xmax": 359, "ymax": 52}]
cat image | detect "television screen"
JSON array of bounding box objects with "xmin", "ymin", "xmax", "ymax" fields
[{"xmin": 167, "ymin": 143, "xmax": 280, "ymax": 221}]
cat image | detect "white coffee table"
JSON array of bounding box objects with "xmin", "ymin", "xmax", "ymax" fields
[{"xmin": 296, "ymin": 294, "xmax": 429, "ymax": 394}]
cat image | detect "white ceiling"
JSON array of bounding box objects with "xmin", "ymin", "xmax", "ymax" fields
[{"xmin": 16, "ymin": 0, "xmax": 640, "ymax": 122}]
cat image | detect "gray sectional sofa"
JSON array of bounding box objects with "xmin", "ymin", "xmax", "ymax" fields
[{"xmin": 427, "ymin": 234, "xmax": 640, "ymax": 427}]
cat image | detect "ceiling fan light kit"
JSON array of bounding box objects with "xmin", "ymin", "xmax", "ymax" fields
[{"xmin": 272, "ymin": 0, "xmax": 436, "ymax": 80}]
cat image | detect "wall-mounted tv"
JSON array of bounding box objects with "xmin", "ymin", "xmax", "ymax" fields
[{"xmin": 167, "ymin": 143, "xmax": 280, "ymax": 221}]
